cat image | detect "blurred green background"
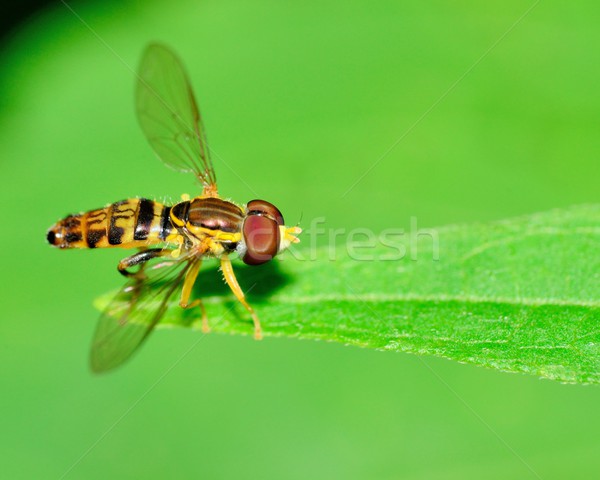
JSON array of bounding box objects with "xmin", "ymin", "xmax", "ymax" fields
[{"xmin": 1, "ymin": 0, "xmax": 599, "ymax": 478}]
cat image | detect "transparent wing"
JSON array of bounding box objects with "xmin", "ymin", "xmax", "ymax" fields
[
  {"xmin": 135, "ymin": 43, "xmax": 217, "ymax": 190},
  {"xmin": 90, "ymin": 253, "xmax": 197, "ymax": 373}
]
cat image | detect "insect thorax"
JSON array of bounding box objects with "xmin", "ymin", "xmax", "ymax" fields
[{"xmin": 170, "ymin": 197, "xmax": 244, "ymax": 249}]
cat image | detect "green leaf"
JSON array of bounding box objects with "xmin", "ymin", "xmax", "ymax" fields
[{"xmin": 95, "ymin": 205, "xmax": 600, "ymax": 384}]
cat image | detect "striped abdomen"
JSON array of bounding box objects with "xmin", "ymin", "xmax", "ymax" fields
[{"xmin": 47, "ymin": 198, "xmax": 174, "ymax": 249}]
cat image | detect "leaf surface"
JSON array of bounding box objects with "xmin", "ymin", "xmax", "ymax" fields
[{"xmin": 96, "ymin": 205, "xmax": 600, "ymax": 384}]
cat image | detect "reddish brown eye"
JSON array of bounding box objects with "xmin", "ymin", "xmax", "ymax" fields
[
  {"xmin": 242, "ymin": 214, "xmax": 280, "ymax": 265},
  {"xmin": 246, "ymin": 200, "xmax": 284, "ymax": 226}
]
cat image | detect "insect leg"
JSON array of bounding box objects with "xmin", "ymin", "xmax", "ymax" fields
[
  {"xmin": 220, "ymin": 254, "xmax": 262, "ymax": 340},
  {"xmin": 118, "ymin": 248, "xmax": 170, "ymax": 279},
  {"xmin": 179, "ymin": 259, "xmax": 209, "ymax": 333}
]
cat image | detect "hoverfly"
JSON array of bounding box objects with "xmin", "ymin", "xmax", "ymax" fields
[{"xmin": 47, "ymin": 44, "xmax": 301, "ymax": 373}]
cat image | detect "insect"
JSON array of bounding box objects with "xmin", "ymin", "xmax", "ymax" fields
[{"xmin": 47, "ymin": 44, "xmax": 301, "ymax": 373}]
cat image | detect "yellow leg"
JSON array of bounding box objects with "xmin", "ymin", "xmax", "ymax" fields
[
  {"xmin": 220, "ymin": 254, "xmax": 262, "ymax": 340},
  {"xmin": 179, "ymin": 259, "xmax": 209, "ymax": 333}
]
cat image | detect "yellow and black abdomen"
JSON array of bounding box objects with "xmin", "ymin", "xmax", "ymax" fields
[{"xmin": 47, "ymin": 198, "xmax": 174, "ymax": 249}]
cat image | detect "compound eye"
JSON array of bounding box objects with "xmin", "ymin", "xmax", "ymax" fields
[
  {"xmin": 246, "ymin": 199, "xmax": 284, "ymax": 226},
  {"xmin": 242, "ymin": 214, "xmax": 280, "ymax": 265}
]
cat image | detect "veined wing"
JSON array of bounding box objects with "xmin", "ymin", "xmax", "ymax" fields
[
  {"xmin": 135, "ymin": 43, "xmax": 217, "ymax": 191},
  {"xmin": 90, "ymin": 252, "xmax": 197, "ymax": 373}
]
